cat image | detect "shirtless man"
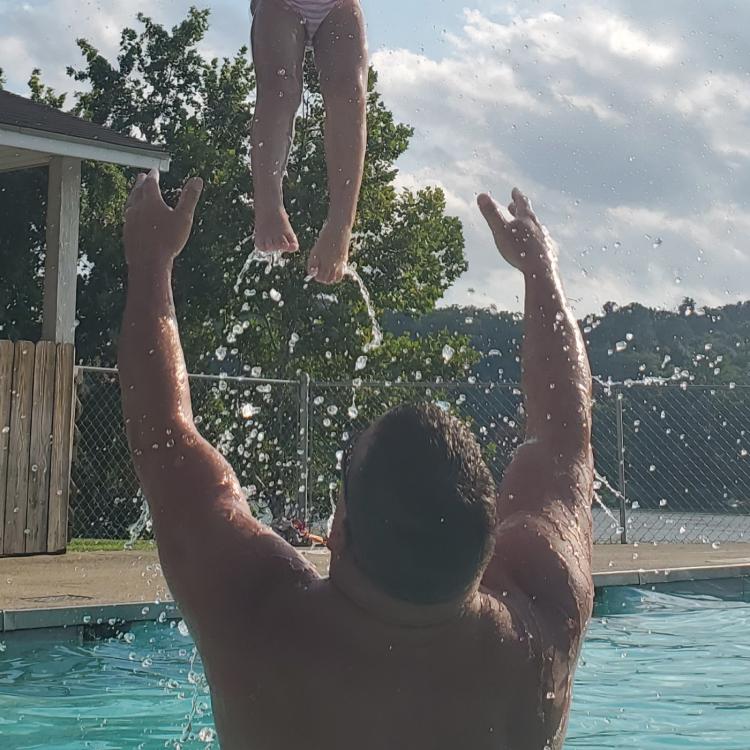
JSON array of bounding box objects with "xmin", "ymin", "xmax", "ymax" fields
[{"xmin": 119, "ymin": 171, "xmax": 594, "ymax": 750}]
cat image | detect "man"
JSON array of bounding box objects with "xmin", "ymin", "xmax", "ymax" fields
[{"xmin": 119, "ymin": 171, "xmax": 594, "ymax": 750}]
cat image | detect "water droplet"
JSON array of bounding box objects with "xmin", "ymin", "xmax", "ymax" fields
[
  {"xmin": 198, "ymin": 727, "xmax": 216, "ymax": 742},
  {"xmin": 241, "ymin": 403, "xmax": 260, "ymax": 420}
]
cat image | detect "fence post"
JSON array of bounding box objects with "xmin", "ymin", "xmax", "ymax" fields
[
  {"xmin": 616, "ymin": 390, "xmax": 628, "ymax": 544},
  {"xmin": 297, "ymin": 373, "xmax": 310, "ymax": 524}
]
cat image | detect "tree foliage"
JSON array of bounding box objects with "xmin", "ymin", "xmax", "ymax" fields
[{"xmin": 0, "ymin": 9, "xmax": 477, "ymax": 531}]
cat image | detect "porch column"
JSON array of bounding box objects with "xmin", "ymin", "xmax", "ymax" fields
[{"xmin": 42, "ymin": 156, "xmax": 81, "ymax": 345}]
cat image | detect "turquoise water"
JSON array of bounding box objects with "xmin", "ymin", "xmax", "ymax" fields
[{"xmin": 1, "ymin": 589, "xmax": 749, "ymax": 749}]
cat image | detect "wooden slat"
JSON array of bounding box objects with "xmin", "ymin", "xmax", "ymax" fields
[
  {"xmin": 3, "ymin": 341, "xmax": 35, "ymax": 554},
  {"xmin": 0, "ymin": 341, "xmax": 15, "ymax": 551},
  {"xmin": 25, "ymin": 342, "xmax": 57, "ymax": 553},
  {"xmin": 47, "ymin": 344, "xmax": 75, "ymax": 553}
]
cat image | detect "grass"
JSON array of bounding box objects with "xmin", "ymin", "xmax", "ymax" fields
[{"xmin": 69, "ymin": 538, "xmax": 156, "ymax": 552}]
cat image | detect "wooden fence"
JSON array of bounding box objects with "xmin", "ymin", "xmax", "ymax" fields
[{"xmin": 0, "ymin": 340, "xmax": 75, "ymax": 556}]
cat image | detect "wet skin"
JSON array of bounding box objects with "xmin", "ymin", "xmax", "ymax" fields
[
  {"xmin": 250, "ymin": 0, "xmax": 368, "ymax": 284},
  {"xmin": 119, "ymin": 173, "xmax": 594, "ymax": 749}
]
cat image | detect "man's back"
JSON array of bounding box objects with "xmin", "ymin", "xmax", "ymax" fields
[
  {"xmin": 119, "ymin": 181, "xmax": 593, "ymax": 750},
  {"xmin": 203, "ymin": 577, "xmax": 579, "ymax": 750}
]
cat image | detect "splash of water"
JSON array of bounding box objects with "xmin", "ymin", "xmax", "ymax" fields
[
  {"xmin": 124, "ymin": 494, "xmax": 152, "ymax": 549},
  {"xmin": 593, "ymin": 469, "xmax": 626, "ymax": 530},
  {"xmin": 234, "ymin": 248, "xmax": 289, "ymax": 292},
  {"xmin": 344, "ymin": 265, "xmax": 383, "ymax": 353},
  {"xmin": 178, "ymin": 646, "xmax": 203, "ymax": 745}
]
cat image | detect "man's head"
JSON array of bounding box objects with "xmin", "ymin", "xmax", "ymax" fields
[{"xmin": 337, "ymin": 403, "xmax": 497, "ymax": 605}]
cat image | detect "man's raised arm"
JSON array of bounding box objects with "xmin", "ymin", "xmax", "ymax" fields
[
  {"xmin": 477, "ymin": 188, "xmax": 593, "ymax": 627},
  {"xmin": 118, "ymin": 171, "xmax": 315, "ymax": 634},
  {"xmin": 487, "ymin": 188, "xmax": 592, "ymax": 457}
]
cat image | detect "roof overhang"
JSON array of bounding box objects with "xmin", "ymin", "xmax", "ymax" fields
[{"xmin": 0, "ymin": 124, "xmax": 171, "ymax": 173}]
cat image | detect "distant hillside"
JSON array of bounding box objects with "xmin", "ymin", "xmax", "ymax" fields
[{"xmin": 386, "ymin": 298, "xmax": 750, "ymax": 384}]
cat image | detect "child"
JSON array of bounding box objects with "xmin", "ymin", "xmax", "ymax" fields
[{"xmin": 250, "ymin": 0, "xmax": 368, "ymax": 284}]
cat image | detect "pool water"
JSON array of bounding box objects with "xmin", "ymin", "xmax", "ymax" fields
[{"xmin": 1, "ymin": 589, "xmax": 749, "ymax": 749}]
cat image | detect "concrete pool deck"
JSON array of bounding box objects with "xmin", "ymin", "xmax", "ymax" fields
[{"xmin": 2, "ymin": 544, "xmax": 750, "ymax": 633}]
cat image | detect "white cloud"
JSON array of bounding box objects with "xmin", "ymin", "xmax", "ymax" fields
[
  {"xmin": 372, "ymin": 2, "xmax": 748, "ymax": 312},
  {"xmin": 1, "ymin": 0, "xmax": 747, "ymax": 315}
]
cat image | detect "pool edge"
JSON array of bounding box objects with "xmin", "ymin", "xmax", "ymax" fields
[{"xmin": 3, "ymin": 563, "xmax": 750, "ymax": 634}]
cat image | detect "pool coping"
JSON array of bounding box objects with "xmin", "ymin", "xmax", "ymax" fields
[{"xmin": 3, "ymin": 562, "xmax": 750, "ymax": 634}]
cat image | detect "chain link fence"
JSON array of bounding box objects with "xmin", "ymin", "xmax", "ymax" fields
[
  {"xmin": 72, "ymin": 367, "xmax": 302, "ymax": 539},
  {"xmin": 71, "ymin": 367, "xmax": 750, "ymax": 545}
]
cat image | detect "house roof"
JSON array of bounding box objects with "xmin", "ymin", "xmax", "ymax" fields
[{"xmin": 0, "ymin": 90, "xmax": 170, "ymax": 171}]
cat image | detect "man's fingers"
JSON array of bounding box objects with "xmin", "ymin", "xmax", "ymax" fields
[
  {"xmin": 176, "ymin": 177, "xmax": 204, "ymax": 220},
  {"xmin": 124, "ymin": 173, "xmax": 147, "ymax": 213},
  {"xmin": 141, "ymin": 168, "xmax": 163, "ymax": 202},
  {"xmin": 477, "ymin": 193, "xmax": 510, "ymax": 236},
  {"xmin": 511, "ymin": 187, "xmax": 538, "ymax": 223}
]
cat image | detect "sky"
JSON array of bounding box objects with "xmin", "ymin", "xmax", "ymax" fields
[{"xmin": 1, "ymin": 0, "xmax": 748, "ymax": 315}]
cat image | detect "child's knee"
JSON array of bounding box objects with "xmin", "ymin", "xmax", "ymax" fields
[
  {"xmin": 321, "ymin": 72, "xmax": 367, "ymax": 105},
  {"xmin": 256, "ymin": 70, "xmax": 304, "ymax": 108}
]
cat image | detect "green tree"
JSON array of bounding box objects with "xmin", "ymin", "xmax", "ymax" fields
[{"xmin": 0, "ymin": 8, "xmax": 478, "ymax": 530}]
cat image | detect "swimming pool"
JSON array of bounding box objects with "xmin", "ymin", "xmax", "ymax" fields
[{"xmin": 1, "ymin": 588, "xmax": 749, "ymax": 749}]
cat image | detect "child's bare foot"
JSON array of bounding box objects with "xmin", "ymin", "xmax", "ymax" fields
[
  {"xmin": 253, "ymin": 205, "xmax": 299, "ymax": 254},
  {"xmin": 307, "ymin": 221, "xmax": 353, "ymax": 284}
]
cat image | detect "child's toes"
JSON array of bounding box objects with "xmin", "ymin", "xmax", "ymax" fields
[
  {"xmin": 284, "ymin": 231, "xmax": 299, "ymax": 252},
  {"xmin": 277, "ymin": 235, "xmax": 290, "ymax": 251}
]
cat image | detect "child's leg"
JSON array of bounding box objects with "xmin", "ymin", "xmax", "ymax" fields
[
  {"xmin": 307, "ymin": 0, "xmax": 368, "ymax": 283},
  {"xmin": 251, "ymin": 0, "xmax": 307, "ymax": 253}
]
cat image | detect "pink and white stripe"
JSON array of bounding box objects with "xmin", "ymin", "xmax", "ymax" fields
[{"xmin": 281, "ymin": 0, "xmax": 343, "ymax": 41}]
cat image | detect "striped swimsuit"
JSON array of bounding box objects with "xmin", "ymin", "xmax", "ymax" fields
[{"xmin": 254, "ymin": 0, "xmax": 343, "ymax": 44}]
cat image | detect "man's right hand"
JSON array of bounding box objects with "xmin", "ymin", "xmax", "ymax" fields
[{"xmin": 477, "ymin": 188, "xmax": 557, "ymax": 274}]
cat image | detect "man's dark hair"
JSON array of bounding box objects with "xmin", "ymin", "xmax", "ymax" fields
[{"xmin": 344, "ymin": 403, "xmax": 497, "ymax": 605}]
